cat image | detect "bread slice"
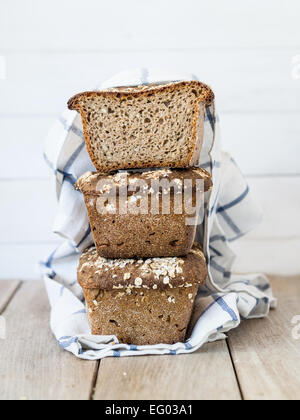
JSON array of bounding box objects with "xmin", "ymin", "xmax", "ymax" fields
[{"xmin": 68, "ymin": 81, "xmax": 214, "ymax": 173}]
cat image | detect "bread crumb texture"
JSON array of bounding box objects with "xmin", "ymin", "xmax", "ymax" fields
[
  {"xmin": 68, "ymin": 81, "xmax": 214, "ymax": 172},
  {"xmin": 84, "ymin": 284, "xmax": 199, "ymax": 345}
]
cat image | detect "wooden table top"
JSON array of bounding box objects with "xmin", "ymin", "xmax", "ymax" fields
[{"xmin": 0, "ymin": 276, "xmax": 299, "ymax": 400}]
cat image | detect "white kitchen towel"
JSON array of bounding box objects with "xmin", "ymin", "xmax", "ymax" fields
[{"xmin": 42, "ymin": 69, "xmax": 277, "ymax": 360}]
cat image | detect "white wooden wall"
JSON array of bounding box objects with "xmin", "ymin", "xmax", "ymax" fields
[{"xmin": 1, "ymin": 0, "xmax": 300, "ymax": 279}]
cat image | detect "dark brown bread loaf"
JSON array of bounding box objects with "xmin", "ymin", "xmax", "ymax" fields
[
  {"xmin": 68, "ymin": 81, "xmax": 214, "ymax": 173},
  {"xmin": 75, "ymin": 168, "xmax": 212, "ymax": 259},
  {"xmin": 78, "ymin": 243, "xmax": 208, "ymax": 345}
]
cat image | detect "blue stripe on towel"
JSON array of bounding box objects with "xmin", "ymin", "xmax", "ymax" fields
[
  {"xmin": 56, "ymin": 169, "xmax": 78, "ymax": 185},
  {"xmin": 58, "ymin": 336, "xmax": 78, "ymax": 349},
  {"xmin": 59, "ymin": 117, "xmax": 83, "ymax": 139},
  {"xmin": 206, "ymin": 107, "xmax": 215, "ymax": 131},
  {"xmin": 227, "ymin": 231, "xmax": 248, "ymax": 242},
  {"xmin": 48, "ymin": 270, "xmax": 57, "ymax": 280},
  {"xmin": 64, "ymin": 142, "xmax": 86, "ymax": 173},
  {"xmin": 217, "ymin": 186, "xmax": 249, "ymax": 213},
  {"xmin": 210, "ymin": 258, "xmax": 231, "ymax": 279},
  {"xmin": 210, "ymin": 235, "xmax": 227, "ymax": 243},
  {"xmin": 263, "ymin": 297, "xmax": 269, "ymax": 304},
  {"xmin": 76, "ymin": 225, "xmax": 92, "ymax": 248},
  {"xmin": 218, "ymin": 210, "xmax": 241, "ymax": 235},
  {"xmin": 43, "ymin": 153, "xmax": 78, "ymax": 187},
  {"xmin": 43, "ymin": 152, "xmax": 55, "ymax": 171},
  {"xmin": 113, "ymin": 350, "xmax": 121, "ymax": 357},
  {"xmin": 69, "ymin": 280, "xmax": 78, "ymax": 287},
  {"xmin": 213, "ymin": 296, "xmax": 238, "ymax": 322},
  {"xmin": 259, "ymin": 284, "xmax": 271, "ymax": 292},
  {"xmin": 201, "ymin": 160, "xmax": 221, "ymax": 170},
  {"xmin": 72, "ymin": 309, "xmax": 86, "ymax": 316},
  {"xmin": 209, "ymin": 245, "xmax": 223, "ymax": 257},
  {"xmin": 130, "ymin": 345, "xmax": 138, "ymax": 351},
  {"xmin": 209, "ymin": 185, "xmax": 222, "ymax": 216},
  {"xmin": 45, "ymin": 247, "xmax": 57, "ymax": 268},
  {"xmin": 200, "ymin": 161, "xmax": 210, "ymax": 169}
]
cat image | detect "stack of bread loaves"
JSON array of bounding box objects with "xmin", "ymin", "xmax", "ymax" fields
[{"xmin": 68, "ymin": 81, "xmax": 214, "ymax": 345}]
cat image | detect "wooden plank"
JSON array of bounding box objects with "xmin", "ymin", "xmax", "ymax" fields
[
  {"xmin": 1, "ymin": 49, "xmax": 299, "ymax": 115},
  {"xmin": 1, "ymin": 0, "xmax": 300, "ymax": 51},
  {"xmin": 0, "ymin": 280, "xmax": 20, "ymax": 313},
  {"xmin": 228, "ymin": 276, "xmax": 300, "ymax": 400},
  {"xmin": 93, "ymin": 340, "xmax": 241, "ymax": 400},
  {"xmin": 0, "ymin": 281, "xmax": 97, "ymax": 400}
]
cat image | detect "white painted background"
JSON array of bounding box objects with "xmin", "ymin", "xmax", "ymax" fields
[{"xmin": 0, "ymin": 0, "xmax": 300, "ymax": 279}]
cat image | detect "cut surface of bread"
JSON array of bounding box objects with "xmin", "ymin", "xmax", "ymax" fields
[{"xmin": 68, "ymin": 81, "xmax": 214, "ymax": 173}]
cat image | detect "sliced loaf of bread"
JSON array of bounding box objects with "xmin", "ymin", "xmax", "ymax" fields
[{"xmin": 68, "ymin": 81, "xmax": 214, "ymax": 173}]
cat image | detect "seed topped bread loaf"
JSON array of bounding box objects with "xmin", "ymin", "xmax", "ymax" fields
[
  {"xmin": 78, "ymin": 242, "xmax": 207, "ymax": 290},
  {"xmin": 68, "ymin": 81, "xmax": 214, "ymax": 173},
  {"xmin": 76, "ymin": 167, "xmax": 212, "ymax": 196},
  {"xmin": 75, "ymin": 168, "xmax": 212, "ymax": 259},
  {"xmin": 78, "ymin": 243, "xmax": 207, "ymax": 345}
]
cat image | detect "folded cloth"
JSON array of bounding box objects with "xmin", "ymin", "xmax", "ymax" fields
[{"xmin": 42, "ymin": 69, "xmax": 277, "ymax": 360}]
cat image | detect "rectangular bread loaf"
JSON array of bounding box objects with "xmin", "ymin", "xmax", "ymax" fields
[
  {"xmin": 78, "ymin": 243, "xmax": 207, "ymax": 345},
  {"xmin": 68, "ymin": 81, "xmax": 214, "ymax": 172},
  {"xmin": 75, "ymin": 168, "xmax": 212, "ymax": 259}
]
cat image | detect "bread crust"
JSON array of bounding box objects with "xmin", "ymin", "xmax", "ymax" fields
[
  {"xmin": 75, "ymin": 168, "xmax": 212, "ymax": 259},
  {"xmin": 84, "ymin": 284, "xmax": 199, "ymax": 345},
  {"xmin": 68, "ymin": 81, "xmax": 214, "ymax": 172},
  {"xmin": 78, "ymin": 243, "xmax": 207, "ymax": 290},
  {"xmin": 68, "ymin": 81, "xmax": 214, "ymax": 110},
  {"xmin": 78, "ymin": 243, "xmax": 207, "ymax": 345},
  {"xmin": 75, "ymin": 167, "xmax": 212, "ymax": 195}
]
